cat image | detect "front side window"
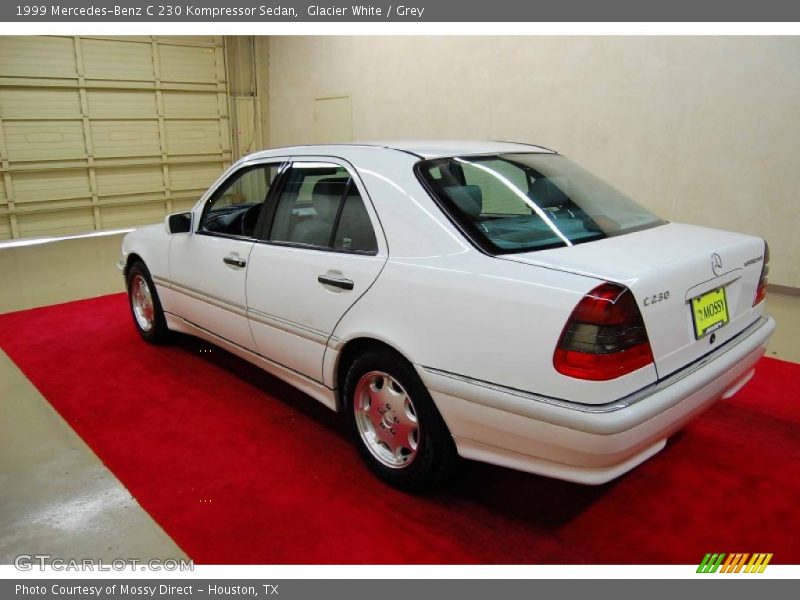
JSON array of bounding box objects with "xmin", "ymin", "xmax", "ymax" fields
[
  {"xmin": 267, "ymin": 163, "xmax": 378, "ymax": 253},
  {"xmin": 418, "ymin": 153, "xmax": 665, "ymax": 254},
  {"xmin": 201, "ymin": 164, "xmax": 282, "ymax": 238}
]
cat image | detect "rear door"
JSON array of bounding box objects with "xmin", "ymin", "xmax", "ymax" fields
[
  {"xmin": 246, "ymin": 159, "xmax": 388, "ymax": 382},
  {"xmin": 168, "ymin": 161, "xmax": 284, "ymax": 351}
]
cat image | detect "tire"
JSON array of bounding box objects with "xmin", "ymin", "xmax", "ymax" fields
[
  {"xmin": 343, "ymin": 348, "xmax": 458, "ymax": 492},
  {"xmin": 126, "ymin": 260, "xmax": 170, "ymax": 344}
]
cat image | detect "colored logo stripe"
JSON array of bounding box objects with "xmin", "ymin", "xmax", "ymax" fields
[
  {"xmin": 697, "ymin": 553, "xmax": 725, "ymax": 573},
  {"xmin": 748, "ymin": 553, "xmax": 773, "ymax": 573},
  {"xmin": 697, "ymin": 553, "xmax": 772, "ymax": 573}
]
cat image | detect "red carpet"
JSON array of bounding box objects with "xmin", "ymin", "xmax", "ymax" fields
[{"xmin": 1, "ymin": 293, "xmax": 798, "ymax": 564}]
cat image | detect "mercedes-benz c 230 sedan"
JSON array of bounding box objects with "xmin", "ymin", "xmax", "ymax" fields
[{"xmin": 120, "ymin": 141, "xmax": 775, "ymax": 491}]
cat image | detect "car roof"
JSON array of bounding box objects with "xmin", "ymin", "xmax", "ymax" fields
[
  {"xmin": 245, "ymin": 140, "xmax": 556, "ymax": 161},
  {"xmin": 363, "ymin": 140, "xmax": 557, "ymax": 158}
]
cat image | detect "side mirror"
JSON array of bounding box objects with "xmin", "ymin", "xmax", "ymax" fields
[{"xmin": 166, "ymin": 212, "xmax": 192, "ymax": 234}]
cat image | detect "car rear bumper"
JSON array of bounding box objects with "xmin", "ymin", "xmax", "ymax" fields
[{"xmin": 419, "ymin": 315, "xmax": 775, "ymax": 484}]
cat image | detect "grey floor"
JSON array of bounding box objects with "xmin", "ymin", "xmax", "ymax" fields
[
  {"xmin": 0, "ymin": 350, "xmax": 186, "ymax": 563},
  {"xmin": 0, "ymin": 233, "xmax": 797, "ymax": 564},
  {"xmin": 0, "ymin": 233, "xmax": 186, "ymax": 564}
]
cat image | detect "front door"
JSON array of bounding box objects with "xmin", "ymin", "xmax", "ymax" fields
[{"xmin": 168, "ymin": 161, "xmax": 283, "ymax": 351}]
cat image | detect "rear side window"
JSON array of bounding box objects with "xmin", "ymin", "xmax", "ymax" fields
[
  {"xmin": 334, "ymin": 187, "xmax": 378, "ymax": 252},
  {"xmin": 419, "ymin": 153, "xmax": 665, "ymax": 254},
  {"xmin": 266, "ymin": 163, "xmax": 378, "ymax": 253}
]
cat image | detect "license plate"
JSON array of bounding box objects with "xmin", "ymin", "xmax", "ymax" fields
[{"xmin": 691, "ymin": 287, "xmax": 729, "ymax": 339}]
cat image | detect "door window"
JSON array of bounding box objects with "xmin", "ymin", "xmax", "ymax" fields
[
  {"xmin": 333, "ymin": 186, "xmax": 378, "ymax": 252},
  {"xmin": 267, "ymin": 163, "xmax": 378, "ymax": 253},
  {"xmin": 200, "ymin": 164, "xmax": 282, "ymax": 238}
]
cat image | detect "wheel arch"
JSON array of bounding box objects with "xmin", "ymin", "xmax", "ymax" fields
[
  {"xmin": 334, "ymin": 336, "xmax": 414, "ymax": 409},
  {"xmin": 123, "ymin": 252, "xmax": 145, "ymax": 277}
]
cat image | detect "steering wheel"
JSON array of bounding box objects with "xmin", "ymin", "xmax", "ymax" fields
[{"xmin": 240, "ymin": 204, "xmax": 262, "ymax": 237}]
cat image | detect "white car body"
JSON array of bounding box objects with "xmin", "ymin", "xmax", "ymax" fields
[{"xmin": 120, "ymin": 141, "xmax": 775, "ymax": 485}]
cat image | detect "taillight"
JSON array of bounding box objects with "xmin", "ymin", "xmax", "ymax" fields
[
  {"xmin": 753, "ymin": 241, "xmax": 769, "ymax": 306},
  {"xmin": 554, "ymin": 282, "xmax": 654, "ymax": 381}
]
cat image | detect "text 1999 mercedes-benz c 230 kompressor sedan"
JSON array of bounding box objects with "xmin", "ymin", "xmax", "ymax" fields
[{"xmin": 120, "ymin": 141, "xmax": 775, "ymax": 491}]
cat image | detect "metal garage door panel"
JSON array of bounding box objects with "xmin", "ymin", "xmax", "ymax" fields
[
  {"xmin": 90, "ymin": 120, "xmax": 161, "ymax": 158},
  {"xmin": 1, "ymin": 178, "xmax": 8, "ymax": 240},
  {"xmin": 4, "ymin": 121, "xmax": 86, "ymax": 162},
  {"xmin": 0, "ymin": 36, "xmax": 76, "ymax": 78},
  {"xmin": 158, "ymin": 45, "xmax": 218, "ymax": 82},
  {"xmin": 17, "ymin": 209, "xmax": 95, "ymax": 238},
  {"xmin": 96, "ymin": 166, "xmax": 163, "ymax": 197},
  {"xmin": 82, "ymin": 39, "xmax": 155, "ymax": 80},
  {"xmin": 86, "ymin": 90, "xmax": 158, "ymax": 118},
  {"xmin": 169, "ymin": 198, "xmax": 198, "ymax": 213},
  {"xmin": 0, "ymin": 89, "xmax": 81, "ymax": 119},
  {"xmin": 100, "ymin": 203, "xmax": 165, "ymax": 229},
  {"xmin": 165, "ymin": 121, "xmax": 222, "ymax": 155},
  {"xmin": 0, "ymin": 36, "xmax": 231, "ymax": 241},
  {"xmin": 162, "ymin": 91, "xmax": 218, "ymax": 118},
  {"xmin": 168, "ymin": 162, "xmax": 221, "ymax": 191},
  {"xmin": 12, "ymin": 170, "xmax": 91, "ymax": 203},
  {"xmin": 157, "ymin": 36, "xmax": 217, "ymax": 45}
]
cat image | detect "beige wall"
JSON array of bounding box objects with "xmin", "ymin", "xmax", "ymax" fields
[
  {"xmin": 267, "ymin": 36, "xmax": 800, "ymax": 288},
  {"xmin": 224, "ymin": 36, "xmax": 270, "ymax": 159}
]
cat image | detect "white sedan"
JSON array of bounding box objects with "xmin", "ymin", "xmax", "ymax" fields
[{"xmin": 120, "ymin": 141, "xmax": 775, "ymax": 490}]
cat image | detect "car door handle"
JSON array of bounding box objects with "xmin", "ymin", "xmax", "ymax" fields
[
  {"xmin": 223, "ymin": 256, "xmax": 247, "ymax": 268},
  {"xmin": 318, "ymin": 275, "xmax": 354, "ymax": 290}
]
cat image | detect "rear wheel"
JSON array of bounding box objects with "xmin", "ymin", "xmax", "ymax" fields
[
  {"xmin": 126, "ymin": 261, "xmax": 170, "ymax": 344},
  {"xmin": 344, "ymin": 348, "xmax": 458, "ymax": 491}
]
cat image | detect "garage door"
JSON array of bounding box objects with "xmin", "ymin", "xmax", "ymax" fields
[{"xmin": 0, "ymin": 36, "xmax": 232, "ymax": 240}]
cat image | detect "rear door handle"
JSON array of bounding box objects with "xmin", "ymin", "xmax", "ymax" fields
[
  {"xmin": 318, "ymin": 275, "xmax": 354, "ymax": 291},
  {"xmin": 223, "ymin": 256, "xmax": 247, "ymax": 268}
]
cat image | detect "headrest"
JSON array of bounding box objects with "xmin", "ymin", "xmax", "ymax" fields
[
  {"xmin": 529, "ymin": 178, "xmax": 570, "ymax": 208},
  {"xmin": 444, "ymin": 185, "xmax": 483, "ymax": 219},
  {"xmin": 312, "ymin": 177, "xmax": 349, "ymax": 221}
]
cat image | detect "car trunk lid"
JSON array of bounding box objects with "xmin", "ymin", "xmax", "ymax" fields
[{"xmin": 502, "ymin": 222, "xmax": 767, "ymax": 379}]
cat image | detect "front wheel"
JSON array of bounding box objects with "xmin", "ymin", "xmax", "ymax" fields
[
  {"xmin": 344, "ymin": 349, "xmax": 458, "ymax": 492},
  {"xmin": 126, "ymin": 261, "xmax": 170, "ymax": 344}
]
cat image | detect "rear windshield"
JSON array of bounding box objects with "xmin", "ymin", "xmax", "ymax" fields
[{"xmin": 417, "ymin": 153, "xmax": 665, "ymax": 254}]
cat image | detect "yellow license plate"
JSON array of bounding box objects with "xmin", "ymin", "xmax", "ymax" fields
[{"xmin": 691, "ymin": 287, "xmax": 729, "ymax": 339}]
